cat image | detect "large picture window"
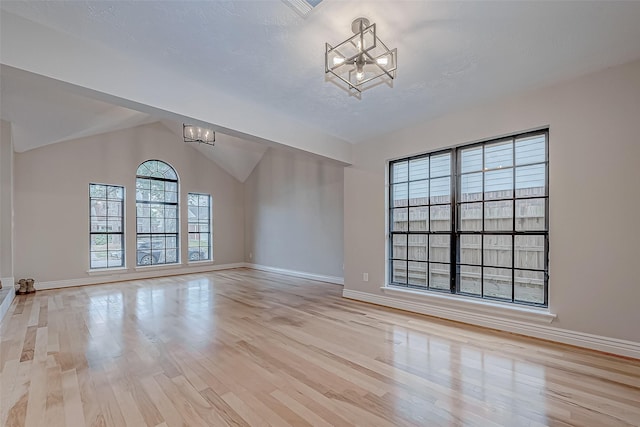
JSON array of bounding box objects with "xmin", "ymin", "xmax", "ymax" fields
[
  {"xmin": 389, "ymin": 130, "xmax": 549, "ymax": 306},
  {"xmin": 136, "ymin": 160, "xmax": 179, "ymax": 266},
  {"xmin": 89, "ymin": 184, "xmax": 124, "ymax": 269},
  {"xmin": 187, "ymin": 193, "xmax": 212, "ymax": 261}
]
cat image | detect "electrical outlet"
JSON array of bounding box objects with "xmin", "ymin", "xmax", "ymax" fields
[{"xmin": 363, "ymin": 273, "xmax": 369, "ymax": 282}]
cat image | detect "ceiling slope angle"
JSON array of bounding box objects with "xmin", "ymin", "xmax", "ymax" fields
[
  {"xmin": 160, "ymin": 120, "xmax": 268, "ymax": 183},
  {"xmin": 0, "ymin": 65, "xmax": 156, "ymax": 153},
  {"xmin": 2, "ymin": 1, "xmax": 640, "ymax": 146},
  {"xmin": 0, "ymin": 7, "xmax": 352, "ymax": 164}
]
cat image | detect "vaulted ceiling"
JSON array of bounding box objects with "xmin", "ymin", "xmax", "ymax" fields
[{"xmin": 2, "ymin": 1, "xmax": 640, "ymax": 172}]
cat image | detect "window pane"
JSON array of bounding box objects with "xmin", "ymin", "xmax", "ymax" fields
[
  {"xmin": 391, "ymin": 208, "xmax": 408, "ymax": 231},
  {"xmin": 107, "ymin": 185, "xmax": 124, "ymax": 200},
  {"xmin": 429, "ymin": 263, "xmax": 449, "ymax": 290},
  {"xmin": 199, "ymin": 195, "xmax": 210, "ymax": 206},
  {"xmin": 515, "ymin": 235, "xmax": 545, "ymax": 270},
  {"xmin": 165, "ymin": 249, "xmax": 178, "ymax": 263},
  {"xmin": 90, "ymin": 184, "xmax": 106, "ymax": 198},
  {"xmin": 107, "ymin": 252, "xmax": 124, "ymax": 268},
  {"xmin": 409, "ymin": 207, "xmax": 428, "ymax": 232},
  {"xmin": 188, "ymin": 247, "xmax": 202, "ymax": 261},
  {"xmin": 430, "ymin": 177, "xmax": 450, "ymax": 204},
  {"xmin": 392, "ymin": 161, "xmax": 408, "ymax": 183},
  {"xmin": 107, "ymin": 201, "xmax": 122, "ymax": 217},
  {"xmin": 392, "ymin": 260, "xmax": 407, "ymax": 284},
  {"xmin": 109, "ymin": 234, "xmax": 123, "ymax": 250},
  {"xmin": 408, "ymin": 180, "xmax": 428, "ymax": 206},
  {"xmin": 90, "ymin": 234, "xmax": 106, "ymax": 251},
  {"xmin": 137, "ymin": 218, "xmax": 150, "ymax": 233},
  {"xmin": 484, "ymin": 200, "xmax": 513, "ymax": 231},
  {"xmin": 165, "ymin": 191, "xmax": 178, "ymax": 203},
  {"xmin": 430, "ymin": 153, "xmax": 450, "ymax": 178},
  {"xmin": 460, "ymin": 146, "xmax": 482, "ymax": 173},
  {"xmin": 391, "ymin": 183, "xmax": 408, "ymax": 207},
  {"xmin": 165, "ymin": 181, "xmax": 178, "ymax": 193},
  {"xmin": 166, "ymin": 206, "xmax": 178, "ymax": 219},
  {"xmin": 483, "ymin": 235, "xmax": 512, "ymax": 268},
  {"xmin": 90, "ymin": 251, "xmax": 108, "ymax": 269},
  {"xmin": 150, "ymin": 180, "xmax": 164, "ymax": 191},
  {"xmin": 516, "ymin": 198, "xmax": 546, "ymax": 231},
  {"xmin": 165, "ymin": 236, "xmax": 178, "ymax": 249},
  {"xmin": 90, "ymin": 217, "xmax": 107, "ymax": 232},
  {"xmin": 107, "ymin": 219, "xmax": 123, "ymax": 233},
  {"xmin": 484, "ymin": 140, "xmax": 513, "ymax": 169},
  {"xmin": 460, "ymin": 173, "xmax": 482, "ymax": 202},
  {"xmin": 516, "ymin": 164, "xmax": 546, "ymax": 197},
  {"xmin": 409, "ymin": 158, "xmax": 428, "ymax": 181},
  {"xmin": 430, "ymin": 205, "xmax": 451, "ymax": 232},
  {"xmin": 188, "ymin": 193, "xmax": 199, "ymax": 206},
  {"xmin": 459, "ymin": 265, "xmax": 481, "ymax": 295},
  {"xmin": 459, "ymin": 235, "xmax": 481, "ymax": 265},
  {"xmin": 392, "ymin": 234, "xmax": 407, "ymax": 260},
  {"xmin": 515, "ymin": 270, "xmax": 545, "ymax": 304},
  {"xmin": 407, "ymin": 261, "xmax": 427, "ymax": 288},
  {"xmin": 459, "ymin": 203, "xmax": 482, "ymax": 231},
  {"xmin": 483, "ymin": 267, "xmax": 512, "ymax": 300},
  {"xmin": 429, "ymin": 234, "xmax": 449, "ymax": 263},
  {"xmin": 408, "ymin": 234, "xmax": 427, "ymax": 261},
  {"xmin": 90, "ymin": 200, "xmax": 106, "ymax": 217},
  {"xmin": 165, "ymin": 219, "xmax": 178, "ymax": 233},
  {"xmin": 516, "ymin": 135, "xmax": 545, "ymax": 165},
  {"xmin": 484, "ymin": 168, "xmax": 513, "ymax": 200},
  {"xmin": 198, "ymin": 206, "xmax": 210, "ymax": 219}
]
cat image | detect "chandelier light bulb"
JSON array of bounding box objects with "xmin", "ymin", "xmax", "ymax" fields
[
  {"xmin": 333, "ymin": 56, "xmax": 345, "ymax": 66},
  {"xmin": 377, "ymin": 57, "xmax": 389, "ymax": 66}
]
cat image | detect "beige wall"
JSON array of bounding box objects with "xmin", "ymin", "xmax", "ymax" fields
[
  {"xmin": 244, "ymin": 148, "xmax": 344, "ymax": 278},
  {"xmin": 345, "ymin": 59, "xmax": 640, "ymax": 343},
  {"xmin": 0, "ymin": 120, "xmax": 14, "ymax": 280},
  {"xmin": 13, "ymin": 122, "xmax": 245, "ymax": 282}
]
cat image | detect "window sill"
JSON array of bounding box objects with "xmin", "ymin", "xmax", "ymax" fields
[
  {"xmin": 134, "ymin": 263, "xmax": 183, "ymax": 272},
  {"xmin": 381, "ymin": 285, "xmax": 556, "ymax": 324},
  {"xmin": 87, "ymin": 267, "xmax": 129, "ymax": 276},
  {"xmin": 187, "ymin": 259, "xmax": 214, "ymax": 266}
]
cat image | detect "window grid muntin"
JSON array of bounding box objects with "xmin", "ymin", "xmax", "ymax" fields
[
  {"xmin": 389, "ymin": 130, "xmax": 548, "ymax": 307},
  {"xmin": 89, "ymin": 183, "xmax": 125, "ymax": 269},
  {"xmin": 188, "ymin": 193, "xmax": 212, "ymax": 261},
  {"xmin": 136, "ymin": 160, "xmax": 179, "ymax": 266}
]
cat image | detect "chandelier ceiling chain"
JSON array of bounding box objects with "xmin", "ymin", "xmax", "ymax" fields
[{"xmin": 325, "ymin": 17, "xmax": 397, "ymax": 94}]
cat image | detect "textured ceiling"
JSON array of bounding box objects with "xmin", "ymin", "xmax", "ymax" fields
[{"xmin": 2, "ymin": 1, "xmax": 640, "ymax": 148}]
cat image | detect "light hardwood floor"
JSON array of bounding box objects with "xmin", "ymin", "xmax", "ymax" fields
[{"xmin": 1, "ymin": 268, "xmax": 639, "ymax": 427}]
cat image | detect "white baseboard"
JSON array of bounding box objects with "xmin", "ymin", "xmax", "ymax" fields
[
  {"xmin": 245, "ymin": 263, "xmax": 344, "ymax": 285},
  {"xmin": 36, "ymin": 263, "xmax": 246, "ymax": 290},
  {"xmin": 0, "ymin": 276, "xmax": 16, "ymax": 324},
  {"xmin": 343, "ymin": 289, "xmax": 640, "ymax": 359}
]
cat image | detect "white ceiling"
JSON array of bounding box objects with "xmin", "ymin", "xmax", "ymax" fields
[{"xmin": 2, "ymin": 1, "xmax": 640, "ymax": 164}]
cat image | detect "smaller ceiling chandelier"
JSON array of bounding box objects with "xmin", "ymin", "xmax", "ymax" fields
[
  {"xmin": 325, "ymin": 17, "xmax": 397, "ymax": 94},
  {"xmin": 183, "ymin": 124, "xmax": 215, "ymax": 147}
]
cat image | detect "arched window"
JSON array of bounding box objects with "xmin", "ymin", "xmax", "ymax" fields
[{"xmin": 136, "ymin": 160, "xmax": 179, "ymax": 266}]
